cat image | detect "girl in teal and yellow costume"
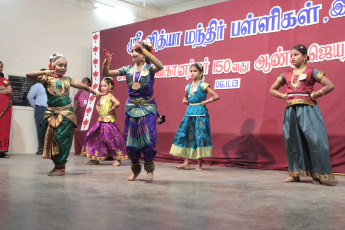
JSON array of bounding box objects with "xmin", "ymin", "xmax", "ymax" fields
[
  {"xmin": 27, "ymin": 53, "xmax": 100, "ymax": 176},
  {"xmin": 269, "ymin": 44, "xmax": 335, "ymax": 184},
  {"xmin": 170, "ymin": 63, "xmax": 220, "ymax": 171}
]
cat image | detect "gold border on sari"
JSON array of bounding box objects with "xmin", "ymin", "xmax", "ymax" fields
[
  {"xmin": 170, "ymin": 144, "xmax": 212, "ymax": 159},
  {"xmin": 288, "ymin": 170, "xmax": 334, "ymax": 180}
]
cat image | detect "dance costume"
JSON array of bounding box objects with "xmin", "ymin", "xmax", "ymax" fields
[
  {"xmin": 119, "ymin": 64, "xmax": 157, "ymax": 173},
  {"xmin": 82, "ymin": 94, "xmax": 128, "ymax": 160},
  {"xmin": 170, "ymin": 81, "xmax": 212, "ymax": 159},
  {"xmin": 278, "ymin": 67, "xmax": 334, "ymax": 180},
  {"xmin": 38, "ymin": 75, "xmax": 78, "ymax": 170}
]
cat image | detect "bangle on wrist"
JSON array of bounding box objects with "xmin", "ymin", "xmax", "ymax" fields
[
  {"xmin": 103, "ymin": 59, "xmax": 110, "ymax": 69},
  {"xmin": 319, "ymin": 89, "xmax": 325, "ymax": 96},
  {"xmin": 205, "ymin": 97, "xmax": 213, "ymax": 104},
  {"xmin": 45, "ymin": 70, "xmax": 51, "ymax": 77}
]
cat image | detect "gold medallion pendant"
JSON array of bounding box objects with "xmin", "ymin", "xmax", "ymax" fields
[{"xmin": 132, "ymin": 82, "xmax": 141, "ymax": 90}]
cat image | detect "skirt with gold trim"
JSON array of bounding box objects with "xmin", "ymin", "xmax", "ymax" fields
[{"xmin": 170, "ymin": 115, "xmax": 212, "ymax": 159}]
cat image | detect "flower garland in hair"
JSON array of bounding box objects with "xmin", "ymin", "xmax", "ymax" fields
[
  {"xmin": 105, "ymin": 77, "xmax": 115, "ymax": 89},
  {"xmin": 141, "ymin": 40, "xmax": 154, "ymax": 52},
  {"xmin": 197, "ymin": 63, "xmax": 203, "ymax": 71},
  {"xmin": 49, "ymin": 53, "xmax": 66, "ymax": 70}
]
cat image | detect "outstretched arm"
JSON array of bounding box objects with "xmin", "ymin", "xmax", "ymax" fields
[
  {"xmin": 102, "ymin": 49, "xmax": 121, "ymax": 77},
  {"xmin": 269, "ymin": 80, "xmax": 287, "ymax": 100},
  {"xmin": 73, "ymin": 81, "xmax": 100, "ymax": 97},
  {"xmin": 27, "ymin": 70, "xmax": 50, "ymax": 82}
]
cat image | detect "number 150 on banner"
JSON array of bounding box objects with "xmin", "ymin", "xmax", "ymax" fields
[{"xmin": 214, "ymin": 78, "xmax": 241, "ymax": 90}]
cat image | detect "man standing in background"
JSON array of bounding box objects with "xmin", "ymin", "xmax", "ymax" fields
[{"xmin": 27, "ymin": 69, "xmax": 48, "ymax": 155}]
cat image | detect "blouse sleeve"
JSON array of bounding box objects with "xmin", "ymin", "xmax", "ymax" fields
[
  {"xmin": 276, "ymin": 73, "xmax": 286, "ymax": 85},
  {"xmin": 37, "ymin": 75, "xmax": 50, "ymax": 84},
  {"xmin": 312, "ymin": 69, "xmax": 325, "ymax": 83},
  {"xmin": 69, "ymin": 77, "xmax": 79, "ymax": 88},
  {"xmin": 1, "ymin": 79, "xmax": 11, "ymax": 86},
  {"xmin": 200, "ymin": 82, "xmax": 210, "ymax": 92},
  {"xmin": 185, "ymin": 84, "xmax": 189, "ymax": 92},
  {"xmin": 148, "ymin": 64, "xmax": 155, "ymax": 73},
  {"xmin": 118, "ymin": 65, "xmax": 129, "ymax": 76}
]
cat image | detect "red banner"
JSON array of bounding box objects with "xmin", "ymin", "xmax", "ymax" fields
[{"xmin": 86, "ymin": 0, "xmax": 345, "ymax": 172}]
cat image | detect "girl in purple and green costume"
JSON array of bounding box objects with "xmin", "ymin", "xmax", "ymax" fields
[
  {"xmin": 103, "ymin": 40, "xmax": 163, "ymax": 181},
  {"xmin": 27, "ymin": 53, "xmax": 100, "ymax": 176}
]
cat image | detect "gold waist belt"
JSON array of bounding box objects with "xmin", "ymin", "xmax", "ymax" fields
[
  {"xmin": 48, "ymin": 103, "xmax": 72, "ymax": 111},
  {"xmin": 130, "ymin": 97, "xmax": 154, "ymax": 106}
]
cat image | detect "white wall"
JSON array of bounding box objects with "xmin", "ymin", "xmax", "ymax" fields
[{"xmin": 1, "ymin": 0, "xmax": 135, "ymax": 154}]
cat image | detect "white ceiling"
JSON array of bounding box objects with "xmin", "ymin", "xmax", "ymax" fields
[
  {"xmin": 96, "ymin": 0, "xmax": 229, "ymax": 11},
  {"xmin": 125, "ymin": 0, "xmax": 200, "ymax": 9}
]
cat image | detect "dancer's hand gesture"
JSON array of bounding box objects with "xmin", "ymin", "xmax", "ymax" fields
[{"xmin": 103, "ymin": 49, "xmax": 114, "ymax": 63}]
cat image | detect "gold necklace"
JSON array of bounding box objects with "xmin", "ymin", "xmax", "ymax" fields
[
  {"xmin": 192, "ymin": 80, "xmax": 200, "ymax": 87},
  {"xmin": 188, "ymin": 81, "xmax": 200, "ymax": 98},
  {"xmin": 291, "ymin": 66, "xmax": 306, "ymax": 88}
]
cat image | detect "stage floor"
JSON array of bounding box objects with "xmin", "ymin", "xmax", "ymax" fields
[{"xmin": 1, "ymin": 154, "xmax": 344, "ymax": 230}]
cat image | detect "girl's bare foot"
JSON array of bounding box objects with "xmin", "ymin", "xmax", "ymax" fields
[
  {"xmin": 128, "ymin": 163, "xmax": 141, "ymax": 181},
  {"xmin": 195, "ymin": 165, "xmax": 203, "ymax": 171},
  {"xmin": 175, "ymin": 163, "xmax": 190, "ymax": 170},
  {"xmin": 195, "ymin": 159, "xmax": 203, "ymax": 171},
  {"xmin": 128, "ymin": 174, "xmax": 137, "ymax": 181},
  {"xmin": 112, "ymin": 160, "xmax": 121, "ymax": 166},
  {"xmin": 85, "ymin": 160, "xmax": 99, "ymax": 165},
  {"xmin": 145, "ymin": 172, "xmax": 154, "ymax": 182},
  {"xmin": 312, "ymin": 178, "xmax": 322, "ymax": 185},
  {"xmin": 48, "ymin": 169, "xmax": 65, "ymax": 176},
  {"xmin": 283, "ymin": 176, "xmax": 300, "ymax": 183}
]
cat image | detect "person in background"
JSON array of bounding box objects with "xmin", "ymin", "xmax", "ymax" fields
[
  {"xmin": 74, "ymin": 77, "xmax": 91, "ymax": 126},
  {"xmin": 73, "ymin": 77, "xmax": 91, "ymax": 155},
  {"xmin": 0, "ymin": 61, "xmax": 12, "ymax": 158},
  {"xmin": 27, "ymin": 68, "xmax": 48, "ymax": 155}
]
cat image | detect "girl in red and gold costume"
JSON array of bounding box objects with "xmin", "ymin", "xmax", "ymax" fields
[
  {"xmin": 27, "ymin": 54, "xmax": 100, "ymax": 176},
  {"xmin": 269, "ymin": 44, "xmax": 335, "ymax": 184},
  {"xmin": 0, "ymin": 61, "xmax": 12, "ymax": 158}
]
